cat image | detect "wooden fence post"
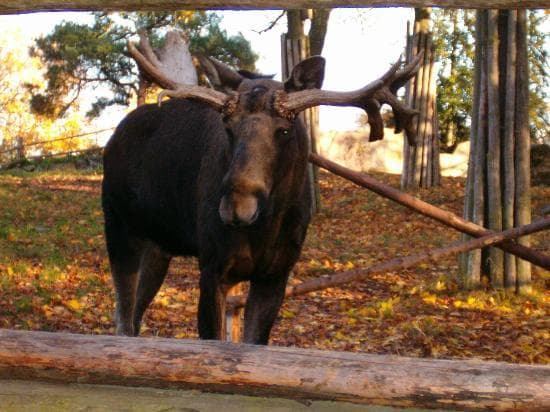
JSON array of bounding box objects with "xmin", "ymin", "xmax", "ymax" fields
[
  {"xmin": 225, "ymin": 284, "xmax": 244, "ymax": 342},
  {"xmin": 281, "ymin": 32, "xmax": 321, "ymax": 214}
]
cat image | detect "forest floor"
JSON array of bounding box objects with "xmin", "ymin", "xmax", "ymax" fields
[{"xmin": 0, "ymin": 166, "xmax": 548, "ymax": 364}]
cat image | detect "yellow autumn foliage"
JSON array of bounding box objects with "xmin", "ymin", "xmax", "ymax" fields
[{"xmin": 0, "ymin": 28, "xmax": 88, "ymax": 162}]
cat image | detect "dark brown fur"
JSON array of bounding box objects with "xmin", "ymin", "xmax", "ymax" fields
[{"xmin": 102, "ymin": 58, "xmax": 325, "ymax": 344}]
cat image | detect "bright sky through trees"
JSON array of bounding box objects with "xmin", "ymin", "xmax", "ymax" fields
[{"xmin": 1, "ymin": 8, "xmax": 412, "ymax": 131}]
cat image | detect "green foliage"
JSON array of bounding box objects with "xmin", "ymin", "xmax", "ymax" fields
[
  {"xmin": 31, "ymin": 18, "xmax": 133, "ymax": 118},
  {"xmin": 31, "ymin": 11, "xmax": 258, "ymax": 118},
  {"xmin": 527, "ymin": 11, "xmax": 549, "ymax": 145},
  {"xmin": 432, "ymin": 9, "xmax": 475, "ymax": 146},
  {"xmin": 432, "ymin": 10, "xmax": 549, "ymax": 145}
]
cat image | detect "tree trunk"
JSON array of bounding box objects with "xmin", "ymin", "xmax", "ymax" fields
[
  {"xmin": 282, "ymin": 10, "xmax": 321, "ymax": 214},
  {"xmin": 459, "ymin": 10, "xmax": 486, "ymax": 288},
  {"xmin": 136, "ymin": 77, "xmax": 149, "ymax": 106},
  {"xmin": 514, "ymin": 10, "xmax": 532, "ymax": 294},
  {"xmin": 460, "ymin": 10, "xmax": 532, "ymax": 293},
  {"xmin": 401, "ymin": 8, "xmax": 441, "ymax": 190},
  {"xmin": 1, "ymin": 329, "xmax": 549, "ymax": 411},
  {"xmin": 135, "ymin": 30, "xmax": 197, "ymax": 103},
  {"xmin": 14, "ymin": 137, "xmax": 25, "ymax": 163},
  {"xmin": 309, "ymin": 9, "xmax": 332, "ymax": 56}
]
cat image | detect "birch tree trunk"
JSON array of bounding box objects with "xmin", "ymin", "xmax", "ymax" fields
[
  {"xmin": 460, "ymin": 10, "xmax": 531, "ymax": 293},
  {"xmin": 401, "ymin": 8, "xmax": 441, "ymax": 190}
]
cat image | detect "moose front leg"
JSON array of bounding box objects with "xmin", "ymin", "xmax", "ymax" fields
[
  {"xmin": 198, "ymin": 269, "xmax": 230, "ymax": 340},
  {"xmin": 243, "ymin": 274, "xmax": 289, "ymax": 345}
]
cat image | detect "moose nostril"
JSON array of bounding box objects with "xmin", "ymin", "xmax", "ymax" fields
[
  {"xmin": 247, "ymin": 208, "xmax": 260, "ymax": 224},
  {"xmin": 219, "ymin": 193, "xmax": 260, "ymax": 227},
  {"xmin": 231, "ymin": 208, "xmax": 259, "ymax": 227}
]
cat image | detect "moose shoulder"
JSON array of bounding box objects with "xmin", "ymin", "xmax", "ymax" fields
[{"xmin": 102, "ymin": 57, "xmax": 325, "ymax": 344}]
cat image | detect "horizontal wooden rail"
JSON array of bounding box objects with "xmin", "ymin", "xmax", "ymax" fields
[
  {"xmin": 0, "ymin": 329, "xmax": 549, "ymax": 410},
  {"xmin": 1, "ymin": 0, "xmax": 549, "ymax": 15},
  {"xmin": 228, "ymin": 216, "xmax": 550, "ymax": 308},
  {"xmin": 309, "ymin": 153, "xmax": 550, "ymax": 270}
]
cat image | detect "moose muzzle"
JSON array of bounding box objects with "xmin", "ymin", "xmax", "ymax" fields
[
  {"xmin": 219, "ymin": 171, "xmax": 270, "ymax": 227},
  {"xmin": 219, "ymin": 191, "xmax": 261, "ymax": 226}
]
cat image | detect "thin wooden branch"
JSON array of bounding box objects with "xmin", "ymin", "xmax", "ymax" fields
[
  {"xmin": 2, "ymin": 1, "xmax": 549, "ymax": 15},
  {"xmin": 1, "ymin": 329, "xmax": 549, "ymax": 411},
  {"xmin": 309, "ymin": 153, "xmax": 550, "ymax": 269},
  {"xmin": 228, "ymin": 217, "xmax": 550, "ymax": 308}
]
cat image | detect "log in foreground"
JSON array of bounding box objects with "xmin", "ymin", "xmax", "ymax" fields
[
  {"xmin": 2, "ymin": 0, "xmax": 549, "ymax": 15},
  {"xmin": 0, "ymin": 329, "xmax": 549, "ymax": 411},
  {"xmin": 309, "ymin": 153, "xmax": 550, "ymax": 270},
  {"xmin": 228, "ymin": 217, "xmax": 550, "ymax": 308}
]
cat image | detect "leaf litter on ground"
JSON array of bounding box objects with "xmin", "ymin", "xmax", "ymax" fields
[{"xmin": 0, "ymin": 167, "xmax": 548, "ymax": 364}]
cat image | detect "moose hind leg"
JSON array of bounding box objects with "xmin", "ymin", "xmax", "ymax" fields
[
  {"xmin": 107, "ymin": 239, "xmax": 142, "ymax": 336},
  {"xmin": 133, "ymin": 242, "xmax": 172, "ymax": 336},
  {"xmin": 243, "ymin": 274, "xmax": 288, "ymax": 345},
  {"xmin": 103, "ymin": 201, "xmax": 142, "ymax": 336}
]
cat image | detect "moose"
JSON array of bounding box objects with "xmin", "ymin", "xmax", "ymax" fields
[{"xmin": 102, "ymin": 41, "xmax": 421, "ymax": 344}]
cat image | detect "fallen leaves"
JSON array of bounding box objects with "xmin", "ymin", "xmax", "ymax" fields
[
  {"xmin": 64, "ymin": 299, "xmax": 81, "ymax": 311},
  {"xmin": 0, "ymin": 168, "xmax": 548, "ymax": 364}
]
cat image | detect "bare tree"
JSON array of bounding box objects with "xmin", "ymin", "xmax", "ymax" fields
[{"xmin": 282, "ymin": 9, "xmax": 331, "ymax": 213}]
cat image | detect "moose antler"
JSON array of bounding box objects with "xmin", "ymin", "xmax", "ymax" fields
[
  {"xmin": 127, "ymin": 33, "xmax": 230, "ymax": 111},
  {"xmin": 275, "ymin": 53, "xmax": 423, "ymax": 145},
  {"xmin": 128, "ymin": 33, "xmax": 422, "ymax": 144}
]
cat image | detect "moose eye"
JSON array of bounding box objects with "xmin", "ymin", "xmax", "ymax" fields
[{"xmin": 276, "ymin": 128, "xmax": 290, "ymax": 139}]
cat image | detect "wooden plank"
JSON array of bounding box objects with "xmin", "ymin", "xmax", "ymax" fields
[
  {"xmin": 1, "ymin": 329, "xmax": 549, "ymax": 410},
  {"xmin": 1, "ymin": 0, "xmax": 549, "ymax": 15}
]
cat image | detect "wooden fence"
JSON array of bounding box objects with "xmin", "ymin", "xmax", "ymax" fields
[
  {"xmin": 2, "ymin": 1, "xmax": 550, "ymax": 15},
  {"xmin": 1, "ymin": 329, "xmax": 549, "ymax": 410},
  {"xmin": 1, "ymin": 1, "xmax": 549, "ymax": 410}
]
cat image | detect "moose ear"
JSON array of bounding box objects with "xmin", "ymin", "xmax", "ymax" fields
[
  {"xmin": 284, "ymin": 56, "xmax": 326, "ymax": 92},
  {"xmin": 237, "ymin": 69, "xmax": 275, "ymax": 80},
  {"xmin": 199, "ymin": 56, "xmax": 244, "ymax": 93}
]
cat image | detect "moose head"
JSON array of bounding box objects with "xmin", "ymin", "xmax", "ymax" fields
[{"xmin": 128, "ymin": 39, "xmax": 421, "ymax": 228}]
